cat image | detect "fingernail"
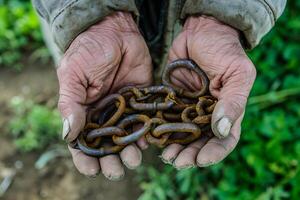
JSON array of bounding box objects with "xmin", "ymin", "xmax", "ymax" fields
[
  {"xmin": 175, "ymin": 164, "xmax": 195, "ymax": 170},
  {"xmin": 62, "ymin": 115, "xmax": 73, "ymax": 140},
  {"xmin": 123, "ymin": 161, "xmax": 140, "ymax": 170},
  {"xmin": 105, "ymin": 173, "xmax": 125, "ymax": 181},
  {"xmin": 84, "ymin": 168, "xmax": 100, "ymax": 178},
  {"xmin": 216, "ymin": 117, "xmax": 232, "ymax": 138},
  {"xmin": 121, "ymin": 146, "xmax": 142, "ymax": 170},
  {"xmin": 159, "ymin": 155, "xmax": 174, "ymax": 165},
  {"xmin": 197, "ymin": 160, "xmax": 214, "ymax": 167}
]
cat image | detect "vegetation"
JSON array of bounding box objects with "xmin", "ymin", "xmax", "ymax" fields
[
  {"xmin": 0, "ymin": 0, "xmax": 47, "ymax": 69},
  {"xmin": 9, "ymin": 97, "xmax": 61, "ymax": 152},
  {"xmin": 138, "ymin": 2, "xmax": 300, "ymax": 200}
]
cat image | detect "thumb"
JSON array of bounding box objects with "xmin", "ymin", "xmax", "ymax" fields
[
  {"xmin": 57, "ymin": 63, "xmax": 87, "ymax": 142},
  {"xmin": 211, "ymin": 58, "xmax": 256, "ymax": 138},
  {"xmin": 60, "ymin": 102, "xmax": 86, "ymax": 142}
]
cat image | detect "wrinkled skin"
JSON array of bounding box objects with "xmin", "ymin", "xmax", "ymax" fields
[
  {"xmin": 57, "ymin": 12, "xmax": 152, "ymax": 180},
  {"xmin": 161, "ymin": 16, "xmax": 256, "ymax": 169}
]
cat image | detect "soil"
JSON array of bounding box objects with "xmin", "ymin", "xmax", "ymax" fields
[{"xmin": 0, "ymin": 61, "xmax": 155, "ymax": 200}]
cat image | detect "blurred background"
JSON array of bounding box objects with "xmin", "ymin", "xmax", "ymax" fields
[{"xmin": 0, "ymin": 0, "xmax": 299, "ymax": 199}]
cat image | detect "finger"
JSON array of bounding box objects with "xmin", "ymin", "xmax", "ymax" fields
[
  {"xmin": 160, "ymin": 144, "xmax": 184, "ymax": 164},
  {"xmin": 120, "ymin": 144, "xmax": 142, "ymax": 169},
  {"xmin": 211, "ymin": 58, "xmax": 256, "ymax": 138},
  {"xmin": 173, "ymin": 135, "xmax": 211, "ymax": 169},
  {"xmin": 68, "ymin": 146, "xmax": 100, "ymax": 177},
  {"xmin": 99, "ymin": 155, "xmax": 125, "ymax": 181},
  {"xmin": 60, "ymin": 104, "xmax": 86, "ymax": 142},
  {"xmin": 197, "ymin": 114, "xmax": 243, "ymax": 167},
  {"xmin": 57, "ymin": 59, "xmax": 87, "ymax": 142},
  {"xmin": 137, "ymin": 137, "xmax": 149, "ymax": 150}
]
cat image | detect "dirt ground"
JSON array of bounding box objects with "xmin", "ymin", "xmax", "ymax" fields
[{"xmin": 0, "ymin": 62, "xmax": 151, "ymax": 200}]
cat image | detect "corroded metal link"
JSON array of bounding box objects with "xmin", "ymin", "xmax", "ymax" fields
[
  {"xmin": 87, "ymin": 94, "xmax": 126, "ymax": 127},
  {"xmin": 181, "ymin": 105, "xmax": 198, "ymax": 122},
  {"xmin": 205, "ymin": 101, "xmax": 217, "ymax": 113},
  {"xmin": 98, "ymin": 105, "xmax": 116, "ymax": 125},
  {"xmin": 152, "ymin": 123, "xmax": 201, "ymax": 145},
  {"xmin": 162, "ymin": 112, "xmax": 182, "ymax": 121},
  {"xmin": 145, "ymin": 118, "xmax": 170, "ymax": 147},
  {"xmin": 196, "ymin": 96, "xmax": 216, "ymax": 114},
  {"xmin": 155, "ymin": 111, "xmax": 164, "ymax": 119},
  {"xmin": 81, "ymin": 123, "xmax": 102, "ymax": 147},
  {"xmin": 162, "ymin": 59, "xmax": 209, "ymax": 98},
  {"xmin": 197, "ymin": 96, "xmax": 217, "ymax": 113},
  {"xmin": 86, "ymin": 127, "xmax": 126, "ymax": 140},
  {"xmin": 129, "ymin": 97, "xmax": 174, "ymax": 111},
  {"xmin": 81, "ymin": 126, "xmax": 126, "ymax": 148},
  {"xmin": 118, "ymin": 86, "xmax": 144, "ymax": 97},
  {"xmin": 84, "ymin": 123, "xmax": 101, "ymax": 129},
  {"xmin": 112, "ymin": 114, "xmax": 151, "ymax": 145},
  {"xmin": 142, "ymin": 85, "xmax": 176, "ymax": 97},
  {"xmin": 192, "ymin": 114, "xmax": 212, "ymax": 126},
  {"xmin": 172, "ymin": 103, "xmax": 191, "ymax": 112},
  {"xmin": 70, "ymin": 59, "xmax": 218, "ymax": 158},
  {"xmin": 118, "ymin": 85, "xmax": 151, "ymax": 101},
  {"xmin": 76, "ymin": 134, "xmax": 125, "ymax": 157},
  {"xmin": 129, "ymin": 86, "xmax": 176, "ymax": 111}
]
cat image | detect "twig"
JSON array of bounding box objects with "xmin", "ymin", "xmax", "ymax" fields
[{"xmin": 248, "ymin": 87, "xmax": 300, "ymax": 106}]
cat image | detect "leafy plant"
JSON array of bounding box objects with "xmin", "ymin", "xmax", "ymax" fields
[
  {"xmin": 138, "ymin": 2, "xmax": 300, "ymax": 200},
  {"xmin": 0, "ymin": 0, "xmax": 48, "ymax": 69},
  {"xmin": 9, "ymin": 96, "xmax": 62, "ymax": 152}
]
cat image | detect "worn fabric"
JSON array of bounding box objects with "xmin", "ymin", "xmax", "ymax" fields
[
  {"xmin": 33, "ymin": 0, "xmax": 286, "ymax": 77},
  {"xmin": 32, "ymin": 0, "xmax": 139, "ymax": 52},
  {"xmin": 181, "ymin": 0, "xmax": 287, "ymax": 49}
]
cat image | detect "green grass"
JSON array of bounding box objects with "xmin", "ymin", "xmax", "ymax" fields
[
  {"xmin": 0, "ymin": 0, "xmax": 47, "ymax": 70},
  {"xmin": 9, "ymin": 97, "xmax": 61, "ymax": 152}
]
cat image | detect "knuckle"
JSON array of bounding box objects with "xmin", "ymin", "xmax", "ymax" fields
[
  {"xmin": 229, "ymin": 97, "xmax": 246, "ymax": 116},
  {"xmin": 236, "ymin": 58, "xmax": 256, "ymax": 78},
  {"xmin": 228, "ymin": 57, "xmax": 257, "ymax": 90}
]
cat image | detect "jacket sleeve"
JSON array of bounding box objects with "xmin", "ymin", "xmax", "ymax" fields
[
  {"xmin": 32, "ymin": 0, "xmax": 139, "ymax": 52},
  {"xmin": 180, "ymin": 0, "xmax": 287, "ymax": 49}
]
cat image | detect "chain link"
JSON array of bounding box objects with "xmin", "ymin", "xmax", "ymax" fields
[{"xmin": 70, "ymin": 59, "xmax": 217, "ymax": 157}]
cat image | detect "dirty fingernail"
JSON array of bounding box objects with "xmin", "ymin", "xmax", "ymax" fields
[
  {"xmin": 175, "ymin": 164, "xmax": 195, "ymax": 170},
  {"xmin": 62, "ymin": 115, "xmax": 73, "ymax": 140},
  {"xmin": 197, "ymin": 160, "xmax": 215, "ymax": 167},
  {"xmin": 105, "ymin": 172, "xmax": 125, "ymax": 181},
  {"xmin": 159, "ymin": 155, "xmax": 175, "ymax": 165},
  {"xmin": 216, "ymin": 117, "xmax": 231, "ymax": 138}
]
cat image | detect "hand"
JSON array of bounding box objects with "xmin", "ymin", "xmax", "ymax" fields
[
  {"xmin": 57, "ymin": 12, "xmax": 152, "ymax": 180},
  {"xmin": 161, "ymin": 16, "xmax": 256, "ymax": 169}
]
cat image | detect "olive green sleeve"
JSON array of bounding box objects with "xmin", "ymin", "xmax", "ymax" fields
[
  {"xmin": 181, "ymin": 0, "xmax": 287, "ymax": 49},
  {"xmin": 32, "ymin": 0, "xmax": 139, "ymax": 52}
]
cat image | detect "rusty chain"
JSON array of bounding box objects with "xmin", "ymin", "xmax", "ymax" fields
[{"xmin": 69, "ymin": 59, "xmax": 217, "ymax": 157}]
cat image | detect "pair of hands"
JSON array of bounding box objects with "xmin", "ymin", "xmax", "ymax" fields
[{"xmin": 58, "ymin": 12, "xmax": 256, "ymax": 180}]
